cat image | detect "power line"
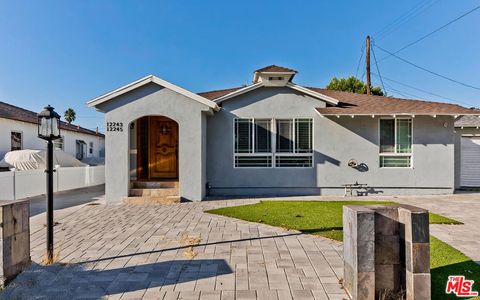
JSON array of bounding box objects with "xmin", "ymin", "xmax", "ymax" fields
[
  {"xmin": 374, "ymin": 0, "xmax": 430, "ymax": 38},
  {"xmin": 371, "ymin": 46, "xmax": 387, "ymax": 94},
  {"xmin": 378, "ymin": 5, "xmax": 480, "ymax": 62},
  {"xmin": 374, "ymin": 44, "xmax": 480, "ymax": 91},
  {"xmin": 381, "ymin": 81, "xmax": 427, "ymax": 100},
  {"xmin": 375, "ymin": 0, "xmax": 440, "ymax": 41},
  {"xmin": 371, "ymin": 72, "xmax": 476, "ymax": 107},
  {"xmin": 354, "ymin": 43, "xmax": 365, "ymax": 79}
]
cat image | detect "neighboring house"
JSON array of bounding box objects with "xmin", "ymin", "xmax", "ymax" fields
[
  {"xmin": 0, "ymin": 101, "xmax": 105, "ymax": 161},
  {"xmin": 454, "ymin": 115, "xmax": 480, "ymax": 188},
  {"xmin": 87, "ymin": 65, "xmax": 479, "ymax": 203}
]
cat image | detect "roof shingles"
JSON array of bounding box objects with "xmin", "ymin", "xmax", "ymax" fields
[
  {"xmin": 254, "ymin": 65, "xmax": 297, "ymax": 73},
  {"xmin": 197, "ymin": 85, "xmax": 480, "ymax": 116},
  {"xmin": 310, "ymin": 88, "xmax": 479, "ymax": 115},
  {"xmin": 455, "ymin": 115, "xmax": 480, "ymax": 127},
  {"xmin": 197, "ymin": 87, "xmax": 244, "ymax": 100}
]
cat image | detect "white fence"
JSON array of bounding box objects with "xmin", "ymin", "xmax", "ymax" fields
[{"xmin": 0, "ymin": 166, "xmax": 105, "ymax": 201}]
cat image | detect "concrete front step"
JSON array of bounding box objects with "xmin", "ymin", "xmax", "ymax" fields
[
  {"xmin": 130, "ymin": 181, "xmax": 179, "ymax": 189},
  {"xmin": 122, "ymin": 196, "xmax": 180, "ymax": 205},
  {"xmin": 129, "ymin": 188, "xmax": 178, "ymax": 197}
]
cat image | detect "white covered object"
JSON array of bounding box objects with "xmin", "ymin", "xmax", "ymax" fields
[{"xmin": 0, "ymin": 149, "xmax": 86, "ymax": 171}]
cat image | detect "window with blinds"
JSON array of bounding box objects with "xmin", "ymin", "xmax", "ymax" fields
[
  {"xmin": 234, "ymin": 119, "xmax": 272, "ymax": 167},
  {"xmin": 379, "ymin": 118, "xmax": 412, "ymax": 168},
  {"xmin": 234, "ymin": 118, "xmax": 313, "ymax": 168},
  {"xmin": 275, "ymin": 119, "xmax": 313, "ymax": 167}
]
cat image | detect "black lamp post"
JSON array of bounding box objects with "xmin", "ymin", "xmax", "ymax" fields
[{"xmin": 37, "ymin": 105, "xmax": 61, "ymax": 262}]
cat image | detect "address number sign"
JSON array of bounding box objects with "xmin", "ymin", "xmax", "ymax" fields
[{"xmin": 106, "ymin": 122, "xmax": 124, "ymax": 132}]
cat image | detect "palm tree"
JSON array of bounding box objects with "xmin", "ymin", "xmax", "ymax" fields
[{"xmin": 64, "ymin": 108, "xmax": 76, "ymax": 124}]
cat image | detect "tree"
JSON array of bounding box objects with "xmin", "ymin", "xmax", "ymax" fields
[
  {"xmin": 326, "ymin": 76, "xmax": 385, "ymax": 96},
  {"xmin": 64, "ymin": 108, "xmax": 76, "ymax": 124}
]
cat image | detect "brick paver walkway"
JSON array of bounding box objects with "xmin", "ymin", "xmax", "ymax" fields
[
  {"xmin": 395, "ymin": 192, "xmax": 480, "ymax": 264},
  {"xmin": 1, "ymin": 200, "xmax": 349, "ymax": 300}
]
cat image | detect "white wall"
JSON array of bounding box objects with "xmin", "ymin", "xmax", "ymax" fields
[
  {"xmin": 0, "ymin": 118, "xmax": 105, "ymax": 159},
  {"xmin": 0, "ymin": 119, "xmax": 46, "ymax": 158},
  {"xmin": 0, "ymin": 166, "xmax": 105, "ymax": 201},
  {"xmin": 0, "ymin": 172, "xmax": 14, "ymax": 200},
  {"xmin": 62, "ymin": 129, "xmax": 105, "ymax": 159}
]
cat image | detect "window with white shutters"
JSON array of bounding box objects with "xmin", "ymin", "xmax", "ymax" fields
[
  {"xmin": 234, "ymin": 119, "xmax": 272, "ymax": 167},
  {"xmin": 275, "ymin": 119, "xmax": 313, "ymax": 167},
  {"xmin": 234, "ymin": 118, "xmax": 313, "ymax": 168}
]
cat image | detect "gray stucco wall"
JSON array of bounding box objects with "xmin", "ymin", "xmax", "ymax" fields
[
  {"xmin": 207, "ymin": 87, "xmax": 456, "ymax": 196},
  {"xmin": 454, "ymin": 127, "xmax": 480, "ymax": 188},
  {"xmin": 96, "ymin": 82, "xmax": 211, "ymax": 203}
]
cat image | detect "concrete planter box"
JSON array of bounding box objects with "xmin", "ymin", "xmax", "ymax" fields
[{"xmin": 343, "ymin": 204, "xmax": 430, "ymax": 300}]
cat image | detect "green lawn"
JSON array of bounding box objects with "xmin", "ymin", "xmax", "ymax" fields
[
  {"xmin": 430, "ymin": 236, "xmax": 480, "ymax": 299},
  {"xmin": 207, "ymin": 201, "xmax": 462, "ymax": 240},
  {"xmin": 207, "ymin": 201, "xmax": 477, "ymax": 299}
]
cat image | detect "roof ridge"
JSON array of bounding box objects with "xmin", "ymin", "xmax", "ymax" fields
[{"xmin": 254, "ymin": 65, "xmax": 297, "ymax": 73}]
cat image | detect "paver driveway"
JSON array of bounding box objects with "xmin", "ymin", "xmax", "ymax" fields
[
  {"xmin": 2, "ymin": 200, "xmax": 349, "ymax": 300},
  {"xmin": 395, "ymin": 192, "xmax": 480, "ymax": 263}
]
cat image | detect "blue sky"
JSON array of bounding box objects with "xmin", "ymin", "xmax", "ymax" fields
[{"xmin": 1, "ymin": 0, "xmax": 479, "ymax": 132}]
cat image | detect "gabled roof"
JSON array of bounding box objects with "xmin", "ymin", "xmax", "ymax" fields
[
  {"xmin": 254, "ymin": 65, "xmax": 297, "ymax": 73},
  {"xmin": 87, "ymin": 75, "xmax": 220, "ymax": 111},
  {"xmin": 0, "ymin": 101, "xmax": 104, "ymax": 137},
  {"xmin": 197, "ymin": 86, "xmax": 245, "ymax": 100},
  {"xmin": 197, "ymin": 85, "xmax": 480, "ymax": 116},
  {"xmin": 311, "ymin": 88, "xmax": 480, "ymax": 116},
  {"xmin": 253, "ymin": 65, "xmax": 298, "ymax": 84},
  {"xmin": 206, "ymin": 82, "xmax": 340, "ymax": 105}
]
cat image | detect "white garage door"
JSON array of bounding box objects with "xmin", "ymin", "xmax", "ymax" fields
[{"xmin": 460, "ymin": 137, "xmax": 480, "ymax": 187}]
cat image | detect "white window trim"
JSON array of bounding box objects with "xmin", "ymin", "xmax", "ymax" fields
[
  {"xmin": 233, "ymin": 118, "xmax": 272, "ymax": 168},
  {"xmin": 11, "ymin": 131, "xmax": 23, "ymax": 151},
  {"xmin": 233, "ymin": 118, "xmax": 314, "ymax": 168},
  {"xmin": 378, "ymin": 117, "xmax": 413, "ymax": 168}
]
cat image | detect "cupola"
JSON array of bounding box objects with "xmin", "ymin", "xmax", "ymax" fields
[{"xmin": 252, "ymin": 65, "xmax": 297, "ymax": 86}]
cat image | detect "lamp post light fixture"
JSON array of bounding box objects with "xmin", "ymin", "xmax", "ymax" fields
[{"xmin": 37, "ymin": 105, "xmax": 61, "ymax": 262}]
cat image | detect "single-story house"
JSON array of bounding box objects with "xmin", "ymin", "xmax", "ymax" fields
[
  {"xmin": 455, "ymin": 115, "xmax": 480, "ymax": 188},
  {"xmin": 87, "ymin": 65, "xmax": 479, "ymax": 203},
  {"xmin": 0, "ymin": 101, "xmax": 105, "ymax": 161}
]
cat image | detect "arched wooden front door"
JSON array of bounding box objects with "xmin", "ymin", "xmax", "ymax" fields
[
  {"xmin": 137, "ymin": 116, "xmax": 178, "ymax": 180},
  {"xmin": 149, "ymin": 116, "xmax": 178, "ymax": 179}
]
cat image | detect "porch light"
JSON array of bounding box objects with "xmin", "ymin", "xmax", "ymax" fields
[
  {"xmin": 37, "ymin": 105, "xmax": 61, "ymax": 264},
  {"xmin": 38, "ymin": 105, "xmax": 61, "ymax": 140}
]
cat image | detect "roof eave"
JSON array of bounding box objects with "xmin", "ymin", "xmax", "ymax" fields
[
  {"xmin": 214, "ymin": 82, "xmax": 264, "ymax": 103},
  {"xmin": 214, "ymin": 82, "xmax": 342, "ymax": 106},
  {"xmin": 286, "ymin": 83, "xmax": 339, "ymax": 105},
  {"xmin": 87, "ymin": 75, "xmax": 153, "ymax": 108},
  {"xmin": 87, "ymin": 75, "xmax": 220, "ymax": 112},
  {"xmin": 315, "ymin": 111, "xmax": 480, "ymax": 117}
]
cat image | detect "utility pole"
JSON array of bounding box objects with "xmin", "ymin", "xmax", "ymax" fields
[{"xmin": 365, "ymin": 35, "xmax": 372, "ymax": 95}]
